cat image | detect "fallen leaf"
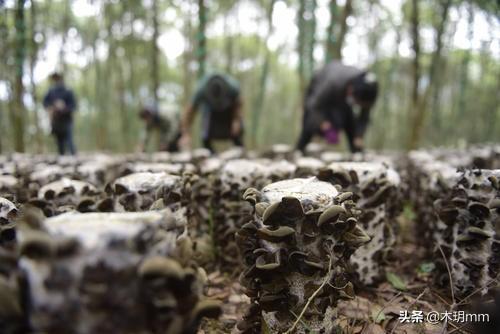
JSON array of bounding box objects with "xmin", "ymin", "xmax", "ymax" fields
[
  {"xmin": 417, "ymin": 262, "xmax": 435, "ymax": 274},
  {"xmin": 361, "ymin": 323, "xmax": 385, "ymax": 334},
  {"xmin": 383, "ymin": 302, "xmax": 407, "ymax": 316},
  {"xmin": 337, "ymin": 296, "xmax": 380, "ymax": 321},
  {"xmin": 386, "ymin": 272, "xmax": 407, "ymax": 291},
  {"xmin": 371, "ymin": 307, "xmax": 386, "ymax": 324}
]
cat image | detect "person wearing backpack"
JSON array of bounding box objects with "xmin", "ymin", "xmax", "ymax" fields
[
  {"xmin": 43, "ymin": 72, "xmax": 77, "ymax": 155},
  {"xmin": 179, "ymin": 74, "xmax": 244, "ymax": 152},
  {"xmin": 296, "ymin": 61, "xmax": 378, "ymax": 153}
]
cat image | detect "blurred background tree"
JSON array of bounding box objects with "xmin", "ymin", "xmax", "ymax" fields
[{"xmin": 0, "ymin": 0, "xmax": 498, "ymax": 153}]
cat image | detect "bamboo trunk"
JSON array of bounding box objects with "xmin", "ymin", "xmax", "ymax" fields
[
  {"xmin": 455, "ymin": 4, "xmax": 474, "ymax": 140},
  {"xmin": 406, "ymin": 0, "xmax": 421, "ymax": 150},
  {"xmin": 0, "ymin": 5, "xmax": 8, "ymax": 153},
  {"xmin": 223, "ymin": 12, "xmax": 234, "ymax": 75},
  {"xmin": 182, "ymin": 2, "xmax": 193, "ymax": 107},
  {"xmin": 408, "ymin": 0, "xmax": 451, "ymax": 150},
  {"xmin": 151, "ymin": 0, "xmax": 159, "ymax": 104},
  {"xmin": 197, "ymin": 0, "xmax": 206, "ymax": 79},
  {"xmin": 58, "ymin": 0, "xmax": 70, "ymax": 72},
  {"xmin": 251, "ymin": 0, "xmax": 276, "ymax": 148},
  {"xmin": 333, "ymin": 0, "xmax": 352, "ymax": 60},
  {"xmin": 324, "ymin": 0, "xmax": 337, "ymax": 63},
  {"xmin": 297, "ymin": 0, "xmax": 306, "ymax": 95},
  {"xmin": 29, "ymin": 0, "xmax": 42, "ymax": 153},
  {"xmin": 11, "ymin": 0, "xmax": 26, "ymax": 152}
]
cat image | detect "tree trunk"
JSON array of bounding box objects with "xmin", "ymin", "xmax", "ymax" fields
[
  {"xmin": 368, "ymin": 1, "xmax": 389, "ymax": 149},
  {"xmin": 93, "ymin": 32, "xmax": 106, "ymax": 150},
  {"xmin": 116, "ymin": 5, "xmax": 129, "ymax": 151},
  {"xmin": 333, "ymin": 0, "xmax": 352, "ymax": 60},
  {"xmin": 410, "ymin": 0, "xmax": 421, "ymax": 107},
  {"xmin": 58, "ymin": 0, "xmax": 70, "ymax": 72},
  {"xmin": 101, "ymin": 13, "xmax": 116, "ymax": 150},
  {"xmin": 117, "ymin": 61, "xmax": 128, "ymax": 151},
  {"xmin": 151, "ymin": 0, "xmax": 159, "ymax": 104},
  {"xmin": 11, "ymin": 0, "xmax": 26, "ymax": 152},
  {"xmin": 433, "ymin": 9, "xmax": 458, "ymax": 145},
  {"xmin": 127, "ymin": 7, "xmax": 140, "ymax": 146},
  {"xmin": 197, "ymin": 0, "xmax": 207, "ymax": 79},
  {"xmin": 324, "ymin": 0, "xmax": 337, "ymax": 63},
  {"xmin": 182, "ymin": 2, "xmax": 193, "ymax": 108},
  {"xmin": 297, "ymin": 0, "xmax": 316, "ymax": 93},
  {"xmin": 407, "ymin": 0, "xmax": 451, "ymax": 150},
  {"xmin": 306, "ymin": 0, "xmax": 316, "ymax": 76},
  {"xmin": 297, "ymin": 0, "xmax": 306, "ymax": 95},
  {"xmin": 0, "ymin": 5, "xmax": 9, "ymax": 153},
  {"xmin": 455, "ymin": 3, "xmax": 473, "ymax": 137},
  {"xmin": 406, "ymin": 0, "xmax": 421, "ymax": 150},
  {"xmin": 224, "ymin": 12, "xmax": 234, "ymax": 75},
  {"xmin": 30, "ymin": 0, "xmax": 42, "ymax": 153},
  {"xmin": 251, "ymin": 0, "xmax": 276, "ymax": 148},
  {"xmin": 381, "ymin": 27, "xmax": 402, "ymax": 148}
]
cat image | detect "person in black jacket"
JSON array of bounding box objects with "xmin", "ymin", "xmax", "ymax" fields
[
  {"xmin": 296, "ymin": 61, "xmax": 378, "ymax": 153},
  {"xmin": 43, "ymin": 72, "xmax": 77, "ymax": 155}
]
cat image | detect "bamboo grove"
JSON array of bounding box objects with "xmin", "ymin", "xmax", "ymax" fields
[{"xmin": 0, "ymin": 0, "xmax": 498, "ymax": 154}]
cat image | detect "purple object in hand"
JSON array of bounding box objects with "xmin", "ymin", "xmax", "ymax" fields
[{"xmin": 324, "ymin": 128, "xmax": 339, "ymax": 144}]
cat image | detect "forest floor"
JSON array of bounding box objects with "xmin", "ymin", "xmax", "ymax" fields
[{"xmin": 197, "ymin": 211, "xmax": 494, "ymax": 334}]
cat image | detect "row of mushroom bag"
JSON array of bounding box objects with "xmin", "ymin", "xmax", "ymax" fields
[
  {"xmin": 1, "ymin": 207, "xmax": 221, "ymax": 334},
  {"xmin": 0, "ymin": 152, "xmax": 216, "ymax": 334},
  {"xmin": 0, "ymin": 145, "xmax": 499, "ymax": 333},
  {"xmin": 406, "ymin": 150, "xmax": 500, "ymax": 298}
]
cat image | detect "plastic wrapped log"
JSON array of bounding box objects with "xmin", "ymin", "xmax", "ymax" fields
[
  {"xmin": 406, "ymin": 151, "xmax": 461, "ymax": 251},
  {"xmin": 261, "ymin": 144, "xmax": 296, "ymax": 161},
  {"xmin": 119, "ymin": 162, "xmax": 196, "ymax": 177},
  {"xmin": 436, "ymin": 169, "xmax": 500, "ymax": 297},
  {"xmin": 321, "ymin": 162, "xmax": 402, "ymax": 285},
  {"xmin": 74, "ymin": 155, "xmax": 123, "ymax": 187},
  {"xmin": 236, "ymin": 177, "xmax": 370, "ymax": 334},
  {"xmin": 105, "ymin": 172, "xmax": 183, "ymax": 212},
  {"xmin": 27, "ymin": 178, "xmax": 102, "ymax": 216},
  {"xmin": 0, "ymin": 197, "xmax": 18, "ymax": 250},
  {"xmin": 0, "ymin": 175, "xmax": 19, "ymax": 197},
  {"xmin": 8, "ymin": 209, "xmax": 220, "ymax": 334},
  {"xmin": 211, "ymin": 159, "xmax": 272, "ymax": 269},
  {"xmin": 293, "ymin": 157, "xmax": 325, "ymax": 178}
]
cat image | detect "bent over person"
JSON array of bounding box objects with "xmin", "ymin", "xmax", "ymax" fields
[
  {"xmin": 179, "ymin": 74, "xmax": 244, "ymax": 152},
  {"xmin": 138, "ymin": 105, "xmax": 173, "ymax": 152},
  {"xmin": 296, "ymin": 61, "xmax": 378, "ymax": 153},
  {"xmin": 43, "ymin": 72, "xmax": 77, "ymax": 155}
]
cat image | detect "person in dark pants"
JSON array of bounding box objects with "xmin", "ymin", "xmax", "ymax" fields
[
  {"xmin": 43, "ymin": 72, "xmax": 77, "ymax": 155},
  {"xmin": 179, "ymin": 74, "xmax": 244, "ymax": 153},
  {"xmin": 138, "ymin": 105, "xmax": 173, "ymax": 152},
  {"xmin": 296, "ymin": 61, "xmax": 378, "ymax": 153}
]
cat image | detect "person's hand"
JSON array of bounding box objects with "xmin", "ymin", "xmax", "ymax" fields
[
  {"xmin": 231, "ymin": 120, "xmax": 241, "ymax": 137},
  {"xmin": 46, "ymin": 106, "xmax": 55, "ymax": 119},
  {"xmin": 159, "ymin": 142, "xmax": 169, "ymax": 151},
  {"xmin": 353, "ymin": 137, "xmax": 364, "ymax": 150},
  {"xmin": 320, "ymin": 121, "xmax": 332, "ymax": 132},
  {"xmin": 179, "ymin": 133, "xmax": 192, "ymax": 150},
  {"xmin": 54, "ymin": 100, "xmax": 68, "ymax": 114}
]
